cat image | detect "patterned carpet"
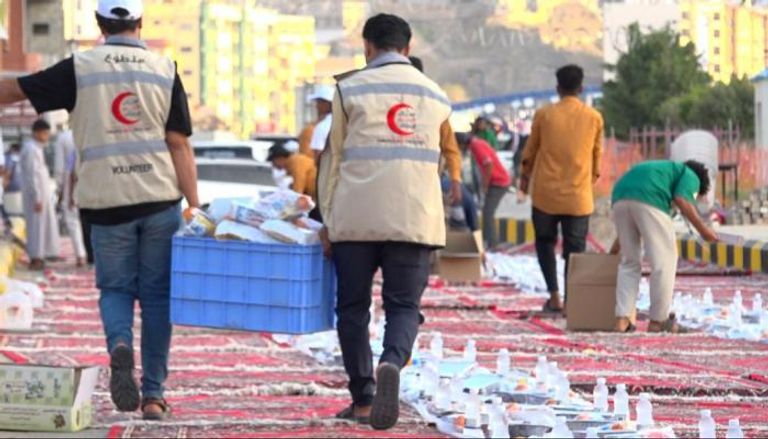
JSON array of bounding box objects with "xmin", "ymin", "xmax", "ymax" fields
[{"xmin": 1, "ymin": 244, "xmax": 768, "ymax": 438}]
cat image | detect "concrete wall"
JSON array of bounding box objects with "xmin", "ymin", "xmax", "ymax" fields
[{"xmin": 26, "ymin": 0, "xmax": 66, "ymax": 61}]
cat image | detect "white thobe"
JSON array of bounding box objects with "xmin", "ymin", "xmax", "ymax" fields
[
  {"xmin": 54, "ymin": 131, "xmax": 86, "ymax": 259},
  {"xmin": 20, "ymin": 140, "xmax": 60, "ymax": 260}
]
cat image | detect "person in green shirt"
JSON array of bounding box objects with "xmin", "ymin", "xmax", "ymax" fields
[{"xmin": 610, "ymin": 160, "xmax": 718, "ymax": 334}]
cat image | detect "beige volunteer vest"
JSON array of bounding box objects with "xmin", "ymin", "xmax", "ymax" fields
[
  {"xmin": 70, "ymin": 36, "xmax": 182, "ymax": 210},
  {"xmin": 326, "ymin": 62, "xmax": 452, "ymax": 247}
]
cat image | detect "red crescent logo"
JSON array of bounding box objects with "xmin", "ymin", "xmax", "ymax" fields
[
  {"xmin": 387, "ymin": 103, "xmax": 415, "ymax": 136},
  {"xmin": 111, "ymin": 92, "xmax": 139, "ymax": 125}
]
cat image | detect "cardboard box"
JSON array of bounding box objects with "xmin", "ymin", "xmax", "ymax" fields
[
  {"xmin": 566, "ymin": 253, "xmax": 635, "ymax": 332},
  {"xmin": 0, "ymin": 364, "xmax": 99, "ymax": 432},
  {"xmin": 437, "ymin": 231, "xmax": 484, "ymax": 283}
]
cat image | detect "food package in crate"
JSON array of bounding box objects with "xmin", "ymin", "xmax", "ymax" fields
[
  {"xmin": 261, "ymin": 219, "xmax": 320, "ymax": 245},
  {"xmin": 183, "ymin": 208, "xmax": 217, "ymax": 237},
  {"xmin": 215, "ymin": 220, "xmax": 281, "ymax": 244},
  {"xmin": 228, "ymin": 203, "xmax": 266, "ymax": 228},
  {"xmin": 255, "ymin": 190, "xmax": 315, "ymax": 220},
  {"xmin": 293, "ymin": 216, "xmax": 323, "ymax": 232}
]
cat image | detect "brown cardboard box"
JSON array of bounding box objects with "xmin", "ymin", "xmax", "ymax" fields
[
  {"xmin": 437, "ymin": 231, "xmax": 484, "ymax": 283},
  {"xmin": 566, "ymin": 253, "xmax": 635, "ymax": 331}
]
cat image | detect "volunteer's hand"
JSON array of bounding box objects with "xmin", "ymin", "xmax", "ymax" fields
[
  {"xmin": 450, "ymin": 180, "xmax": 463, "ymax": 205},
  {"xmin": 319, "ymin": 227, "xmax": 332, "ymax": 258},
  {"xmin": 34, "ymin": 202, "xmax": 43, "ymax": 213},
  {"xmin": 182, "ymin": 207, "xmax": 197, "ymax": 223},
  {"xmin": 520, "ymin": 176, "xmax": 530, "ymax": 194},
  {"xmin": 702, "ymin": 228, "xmax": 719, "ymax": 243}
]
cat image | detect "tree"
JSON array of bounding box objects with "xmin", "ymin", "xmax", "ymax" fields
[
  {"xmin": 601, "ymin": 24, "xmax": 711, "ymax": 138},
  {"xmin": 686, "ymin": 75, "xmax": 755, "ymax": 139}
]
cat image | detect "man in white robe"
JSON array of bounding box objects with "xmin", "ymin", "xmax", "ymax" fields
[
  {"xmin": 21, "ymin": 119, "xmax": 60, "ymax": 270},
  {"xmin": 54, "ymin": 130, "xmax": 87, "ymax": 267}
]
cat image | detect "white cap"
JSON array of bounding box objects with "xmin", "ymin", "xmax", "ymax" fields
[
  {"xmin": 307, "ymin": 85, "xmax": 335, "ymax": 103},
  {"xmin": 284, "ymin": 140, "xmax": 299, "ymax": 153},
  {"xmin": 97, "ymin": 0, "xmax": 143, "ymax": 20}
]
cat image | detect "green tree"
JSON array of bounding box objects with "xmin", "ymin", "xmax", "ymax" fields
[
  {"xmin": 601, "ymin": 24, "xmax": 711, "ymax": 138},
  {"xmin": 686, "ymin": 75, "xmax": 755, "ymax": 139}
]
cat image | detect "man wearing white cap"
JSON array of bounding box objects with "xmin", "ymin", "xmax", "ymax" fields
[
  {"xmin": 0, "ymin": 0, "xmax": 199, "ymax": 420},
  {"xmin": 300, "ymin": 85, "xmax": 334, "ymax": 161}
]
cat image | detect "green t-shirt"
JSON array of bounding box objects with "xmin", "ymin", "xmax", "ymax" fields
[{"xmin": 612, "ymin": 160, "xmax": 701, "ymax": 215}]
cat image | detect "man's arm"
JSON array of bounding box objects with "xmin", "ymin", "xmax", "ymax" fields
[
  {"xmin": 482, "ymin": 160, "xmax": 493, "ymax": 193},
  {"xmin": 0, "ymin": 79, "xmax": 27, "ymax": 105},
  {"xmin": 674, "ymin": 196, "xmax": 717, "ymax": 242},
  {"xmin": 592, "ymin": 116, "xmax": 604, "ymax": 184},
  {"xmin": 166, "ymin": 131, "xmax": 200, "ymax": 209},
  {"xmin": 439, "ymin": 120, "xmax": 462, "ymax": 203}
]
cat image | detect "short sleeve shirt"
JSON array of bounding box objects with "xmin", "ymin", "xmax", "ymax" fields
[
  {"xmin": 612, "ymin": 160, "xmax": 701, "ymax": 215},
  {"xmin": 310, "ymin": 115, "xmax": 332, "ymax": 151},
  {"xmin": 469, "ymin": 137, "xmax": 511, "ymax": 188}
]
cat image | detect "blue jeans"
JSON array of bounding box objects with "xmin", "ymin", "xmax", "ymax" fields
[
  {"xmin": 92, "ymin": 203, "xmax": 182, "ymax": 399},
  {"xmin": 441, "ymin": 176, "xmax": 480, "ymax": 231}
]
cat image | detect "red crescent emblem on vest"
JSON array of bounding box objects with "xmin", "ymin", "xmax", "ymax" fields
[
  {"xmin": 387, "ymin": 103, "xmax": 415, "ymax": 136},
  {"xmin": 111, "ymin": 92, "xmax": 139, "ymax": 125}
]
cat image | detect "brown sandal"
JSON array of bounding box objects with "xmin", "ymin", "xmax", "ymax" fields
[
  {"xmin": 142, "ymin": 398, "xmax": 171, "ymax": 421},
  {"xmin": 648, "ymin": 314, "xmax": 687, "ymax": 334},
  {"xmin": 335, "ymin": 403, "xmax": 370, "ymax": 424}
]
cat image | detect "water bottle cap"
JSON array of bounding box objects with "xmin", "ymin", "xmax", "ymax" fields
[
  {"xmin": 729, "ymin": 419, "xmax": 740, "ymax": 427},
  {"xmin": 549, "ymin": 361, "xmax": 558, "ymax": 368},
  {"xmin": 701, "ymin": 409, "xmax": 712, "ymax": 417},
  {"xmin": 538, "ymin": 355, "xmax": 547, "ymax": 362},
  {"xmin": 639, "ymin": 392, "xmax": 650, "ymax": 400},
  {"xmin": 500, "ymin": 348, "xmax": 509, "ymax": 354},
  {"xmin": 597, "ymin": 377, "xmax": 606, "ymax": 384},
  {"xmin": 617, "ymin": 383, "xmax": 627, "ymax": 390}
]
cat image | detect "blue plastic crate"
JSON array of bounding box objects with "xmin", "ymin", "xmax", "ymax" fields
[{"xmin": 170, "ymin": 236, "xmax": 336, "ymax": 334}]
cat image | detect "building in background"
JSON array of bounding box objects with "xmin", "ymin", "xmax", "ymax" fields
[
  {"xmin": 143, "ymin": 0, "xmax": 202, "ymax": 108},
  {"xmin": 680, "ymin": 0, "xmax": 768, "ymax": 83},
  {"xmin": 602, "ymin": 0, "xmax": 680, "ymax": 80}
]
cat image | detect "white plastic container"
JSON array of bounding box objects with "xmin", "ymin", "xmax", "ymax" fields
[
  {"xmin": 594, "ymin": 377, "xmax": 609, "ymax": 412},
  {"xmin": 726, "ymin": 419, "xmax": 744, "ymax": 439},
  {"xmin": 698, "ymin": 409, "xmax": 716, "ymax": 439},
  {"xmin": 496, "ymin": 348, "xmax": 510, "ymax": 376},
  {"xmin": 464, "ymin": 339, "xmax": 477, "ymax": 363},
  {"xmin": 613, "ymin": 383, "xmax": 629, "ymax": 420},
  {"xmin": 430, "ymin": 332, "xmax": 444, "ymax": 360},
  {"xmin": 635, "ymin": 392, "xmax": 654, "ymax": 427},
  {"xmin": 0, "ymin": 289, "xmax": 33, "ymax": 330},
  {"xmin": 6, "ymin": 278, "xmax": 44, "ymax": 309}
]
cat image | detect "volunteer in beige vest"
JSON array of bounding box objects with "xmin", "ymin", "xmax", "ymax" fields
[
  {"xmin": 72, "ymin": 43, "xmax": 181, "ymax": 209},
  {"xmin": 0, "ymin": 0, "xmax": 200, "ymax": 421},
  {"xmin": 318, "ymin": 14, "xmax": 452, "ymax": 430}
]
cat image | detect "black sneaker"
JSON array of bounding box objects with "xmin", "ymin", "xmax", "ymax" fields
[
  {"xmin": 370, "ymin": 362, "xmax": 401, "ymax": 430},
  {"xmin": 109, "ymin": 345, "xmax": 140, "ymax": 412}
]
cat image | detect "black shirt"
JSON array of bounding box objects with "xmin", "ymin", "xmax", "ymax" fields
[{"xmin": 17, "ymin": 48, "xmax": 193, "ymax": 225}]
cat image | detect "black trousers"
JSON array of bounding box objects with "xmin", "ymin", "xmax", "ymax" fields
[
  {"xmin": 79, "ymin": 211, "xmax": 94, "ymax": 264},
  {"xmin": 332, "ymin": 241, "xmax": 431, "ymax": 406},
  {"xmin": 532, "ymin": 207, "xmax": 590, "ymax": 299}
]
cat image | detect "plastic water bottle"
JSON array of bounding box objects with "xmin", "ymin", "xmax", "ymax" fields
[
  {"xmin": 635, "ymin": 392, "xmax": 654, "ymax": 427},
  {"xmin": 465, "ymin": 389, "xmax": 481, "ymax": 428},
  {"xmin": 753, "ymin": 293, "xmax": 763, "ymax": 313},
  {"xmin": 489, "ymin": 410, "xmax": 510, "ymax": 439},
  {"xmin": 422, "ymin": 363, "xmax": 439, "ymax": 398},
  {"xmin": 535, "ymin": 356, "xmax": 548, "ymax": 383},
  {"xmin": 549, "ymin": 416, "xmax": 574, "ymax": 438},
  {"xmin": 593, "ymin": 377, "xmax": 609, "ymax": 412},
  {"xmin": 556, "ymin": 372, "xmax": 570, "ymax": 401},
  {"xmin": 672, "ymin": 291, "xmax": 683, "ymax": 315},
  {"xmin": 496, "ymin": 348, "xmax": 510, "ymax": 376},
  {"xmin": 734, "ymin": 290, "xmax": 743, "ymax": 312},
  {"xmin": 698, "ymin": 409, "xmax": 716, "ymax": 439},
  {"xmin": 704, "ymin": 287, "xmax": 714, "ymax": 306},
  {"xmin": 435, "ymin": 378, "xmax": 451, "ymax": 411},
  {"xmin": 730, "ymin": 302, "xmax": 744, "ymax": 329},
  {"xmin": 464, "ymin": 339, "xmax": 477, "ymax": 362},
  {"xmin": 547, "ymin": 361, "xmax": 560, "ymax": 389},
  {"xmin": 726, "ymin": 419, "xmax": 744, "ymax": 439},
  {"xmin": 585, "ymin": 427, "xmax": 599, "ymax": 439},
  {"xmin": 430, "ymin": 333, "xmax": 443, "ymax": 360},
  {"xmin": 450, "ymin": 375, "xmax": 464, "ymax": 403},
  {"xmin": 613, "ymin": 383, "xmax": 629, "ymax": 420}
]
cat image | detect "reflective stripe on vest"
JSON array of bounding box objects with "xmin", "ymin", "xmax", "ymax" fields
[
  {"xmin": 78, "ymin": 71, "xmax": 174, "ymax": 89},
  {"xmin": 81, "ymin": 140, "xmax": 167, "ymax": 162},
  {"xmin": 341, "ymin": 82, "xmax": 451, "ymax": 106},
  {"xmin": 343, "ymin": 146, "xmax": 440, "ymax": 164}
]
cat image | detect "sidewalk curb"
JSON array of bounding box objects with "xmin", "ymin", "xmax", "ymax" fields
[{"xmin": 677, "ymin": 235, "xmax": 768, "ymax": 273}]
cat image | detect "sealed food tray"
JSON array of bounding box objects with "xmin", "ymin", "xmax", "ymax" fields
[{"xmin": 170, "ymin": 236, "xmax": 336, "ymax": 334}]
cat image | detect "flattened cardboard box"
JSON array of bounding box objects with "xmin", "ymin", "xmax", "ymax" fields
[
  {"xmin": 437, "ymin": 231, "xmax": 484, "ymax": 283},
  {"xmin": 566, "ymin": 253, "xmax": 635, "ymax": 332},
  {"xmin": 0, "ymin": 364, "xmax": 99, "ymax": 432}
]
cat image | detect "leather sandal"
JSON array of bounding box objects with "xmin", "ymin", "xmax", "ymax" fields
[
  {"xmin": 335, "ymin": 403, "xmax": 370, "ymax": 424},
  {"xmin": 142, "ymin": 398, "xmax": 171, "ymax": 421},
  {"xmin": 542, "ymin": 298, "xmax": 564, "ymax": 313},
  {"xmin": 648, "ymin": 314, "xmax": 687, "ymax": 334}
]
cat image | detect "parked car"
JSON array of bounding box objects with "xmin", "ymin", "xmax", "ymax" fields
[{"xmin": 192, "ymin": 141, "xmax": 277, "ymax": 206}]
